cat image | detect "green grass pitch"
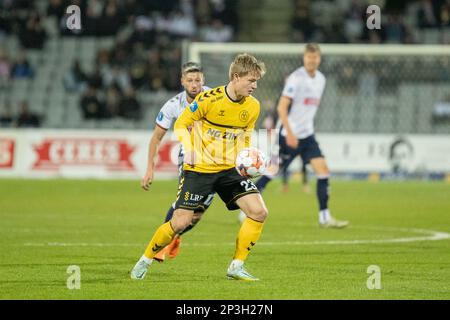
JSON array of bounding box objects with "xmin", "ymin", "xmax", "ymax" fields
[{"xmin": 0, "ymin": 178, "xmax": 449, "ymax": 300}]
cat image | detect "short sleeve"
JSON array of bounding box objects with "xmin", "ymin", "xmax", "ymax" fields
[
  {"xmin": 281, "ymin": 73, "xmax": 300, "ymax": 99},
  {"xmin": 155, "ymin": 100, "xmax": 176, "ymax": 129}
]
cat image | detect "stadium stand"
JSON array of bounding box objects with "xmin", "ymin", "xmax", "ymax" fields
[{"xmin": 0, "ymin": 0, "xmax": 449, "ymax": 133}]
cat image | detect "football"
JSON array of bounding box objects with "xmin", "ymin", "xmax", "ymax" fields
[{"xmin": 235, "ymin": 147, "xmax": 267, "ymax": 178}]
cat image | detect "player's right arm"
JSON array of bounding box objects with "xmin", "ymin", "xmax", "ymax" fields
[
  {"xmin": 278, "ymin": 73, "xmax": 299, "ymax": 149},
  {"xmin": 277, "ymin": 96, "xmax": 298, "ymax": 149},
  {"xmin": 141, "ymin": 125, "xmax": 167, "ymax": 190},
  {"xmin": 141, "ymin": 101, "xmax": 176, "ymax": 190}
]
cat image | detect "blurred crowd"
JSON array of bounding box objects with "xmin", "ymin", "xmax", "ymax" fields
[
  {"xmin": 0, "ymin": 0, "xmax": 449, "ymax": 127},
  {"xmin": 291, "ymin": 0, "xmax": 450, "ymax": 44},
  {"xmin": 0, "ymin": 0, "xmax": 238, "ymax": 124}
]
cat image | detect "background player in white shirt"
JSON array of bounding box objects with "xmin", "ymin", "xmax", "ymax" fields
[
  {"xmin": 242, "ymin": 43, "xmax": 348, "ymax": 228},
  {"xmin": 141, "ymin": 62, "xmax": 213, "ymax": 261}
]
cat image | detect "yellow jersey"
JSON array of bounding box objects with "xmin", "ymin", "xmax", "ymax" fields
[{"xmin": 174, "ymin": 85, "xmax": 260, "ymax": 173}]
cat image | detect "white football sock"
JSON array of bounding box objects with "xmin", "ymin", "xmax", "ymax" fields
[
  {"xmin": 229, "ymin": 259, "xmax": 244, "ymax": 269},
  {"xmin": 319, "ymin": 209, "xmax": 331, "ymax": 224},
  {"xmin": 140, "ymin": 255, "xmax": 153, "ymax": 266}
]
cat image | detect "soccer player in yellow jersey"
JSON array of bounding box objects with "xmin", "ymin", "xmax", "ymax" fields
[{"xmin": 131, "ymin": 53, "xmax": 267, "ymax": 281}]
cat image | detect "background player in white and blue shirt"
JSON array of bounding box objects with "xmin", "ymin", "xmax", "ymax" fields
[
  {"xmin": 249, "ymin": 43, "xmax": 348, "ymax": 228},
  {"xmin": 140, "ymin": 62, "xmax": 213, "ymax": 261}
]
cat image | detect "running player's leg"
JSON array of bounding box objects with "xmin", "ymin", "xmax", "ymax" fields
[
  {"xmin": 240, "ymin": 137, "xmax": 297, "ymax": 224},
  {"xmin": 229, "ymin": 193, "xmax": 268, "ymax": 281},
  {"xmin": 131, "ymin": 171, "xmax": 213, "ymax": 279},
  {"xmin": 217, "ymin": 170, "xmax": 267, "ymax": 280},
  {"xmin": 303, "ymin": 136, "xmax": 348, "ymax": 228},
  {"xmin": 301, "ymin": 161, "xmax": 311, "ymax": 193},
  {"xmin": 131, "ymin": 208, "xmax": 190, "ymax": 279},
  {"xmin": 255, "ymin": 134, "xmax": 297, "ymax": 193}
]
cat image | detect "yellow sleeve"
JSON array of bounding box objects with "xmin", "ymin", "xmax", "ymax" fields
[
  {"xmin": 244, "ymin": 102, "xmax": 260, "ymax": 148},
  {"xmin": 174, "ymin": 98, "xmax": 208, "ymax": 152}
]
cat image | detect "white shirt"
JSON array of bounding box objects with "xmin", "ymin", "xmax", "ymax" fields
[
  {"xmin": 156, "ymin": 86, "xmax": 210, "ymax": 129},
  {"xmin": 281, "ymin": 67, "xmax": 326, "ymax": 139}
]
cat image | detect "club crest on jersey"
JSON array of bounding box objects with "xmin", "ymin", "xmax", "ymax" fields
[
  {"xmin": 239, "ymin": 110, "xmax": 249, "ymax": 122},
  {"xmin": 190, "ymin": 101, "xmax": 198, "ymax": 112},
  {"xmin": 157, "ymin": 111, "xmax": 164, "ymax": 122}
]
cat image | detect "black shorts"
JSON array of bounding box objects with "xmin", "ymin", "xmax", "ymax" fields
[
  {"xmin": 174, "ymin": 168, "xmax": 259, "ymax": 211},
  {"xmin": 175, "ymin": 149, "xmax": 215, "ymax": 213},
  {"xmin": 279, "ymin": 134, "xmax": 323, "ymax": 170}
]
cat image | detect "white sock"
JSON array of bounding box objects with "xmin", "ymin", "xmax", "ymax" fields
[
  {"xmin": 229, "ymin": 259, "xmax": 244, "ymax": 269},
  {"xmin": 319, "ymin": 209, "xmax": 331, "ymax": 224},
  {"xmin": 140, "ymin": 255, "xmax": 153, "ymax": 266}
]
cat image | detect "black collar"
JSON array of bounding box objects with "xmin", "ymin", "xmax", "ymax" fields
[{"xmin": 224, "ymin": 85, "xmax": 244, "ymax": 103}]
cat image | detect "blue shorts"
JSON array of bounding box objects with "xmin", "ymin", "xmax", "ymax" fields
[{"xmin": 278, "ymin": 134, "xmax": 323, "ymax": 171}]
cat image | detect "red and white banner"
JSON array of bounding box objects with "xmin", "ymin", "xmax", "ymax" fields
[
  {"xmin": 0, "ymin": 129, "xmax": 448, "ymax": 179},
  {"xmin": 0, "ymin": 129, "xmax": 180, "ymax": 179},
  {"xmin": 0, "ymin": 138, "xmax": 15, "ymax": 169}
]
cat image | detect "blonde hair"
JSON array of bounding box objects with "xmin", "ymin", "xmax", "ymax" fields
[
  {"xmin": 229, "ymin": 53, "xmax": 266, "ymax": 81},
  {"xmin": 304, "ymin": 43, "xmax": 321, "ymax": 54}
]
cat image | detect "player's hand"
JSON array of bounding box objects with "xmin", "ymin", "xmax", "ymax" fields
[
  {"xmin": 286, "ymin": 134, "xmax": 298, "ymax": 149},
  {"xmin": 141, "ymin": 169, "xmax": 154, "ymax": 191}
]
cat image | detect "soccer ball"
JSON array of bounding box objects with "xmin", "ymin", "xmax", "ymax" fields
[{"xmin": 235, "ymin": 147, "xmax": 267, "ymax": 178}]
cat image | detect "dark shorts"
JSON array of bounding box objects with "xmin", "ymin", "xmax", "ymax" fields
[
  {"xmin": 174, "ymin": 168, "xmax": 259, "ymax": 211},
  {"xmin": 279, "ymin": 134, "xmax": 323, "ymax": 170},
  {"xmin": 175, "ymin": 149, "xmax": 215, "ymax": 213}
]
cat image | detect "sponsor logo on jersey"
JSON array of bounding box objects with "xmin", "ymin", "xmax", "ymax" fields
[
  {"xmin": 157, "ymin": 111, "xmax": 164, "ymax": 122},
  {"xmin": 304, "ymin": 98, "xmax": 320, "ymax": 106},
  {"xmin": 190, "ymin": 101, "xmax": 198, "ymax": 112}
]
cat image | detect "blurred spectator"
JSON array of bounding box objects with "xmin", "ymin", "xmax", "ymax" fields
[
  {"xmin": 87, "ymin": 67, "xmax": 103, "ymax": 90},
  {"xmin": 119, "ymin": 87, "xmax": 141, "ymax": 120},
  {"xmin": 291, "ymin": 0, "xmax": 316, "ymax": 42},
  {"xmin": 0, "ymin": 48, "xmax": 11, "ymax": 88},
  {"xmin": 46, "ymin": 0, "xmax": 66, "ymax": 21},
  {"xmin": 343, "ymin": 0, "xmax": 364, "ymax": 43},
  {"xmin": 10, "ymin": 52, "xmax": 34, "ymax": 79},
  {"xmin": 63, "ymin": 59, "xmax": 88, "ymax": 93},
  {"xmin": 80, "ymin": 86, "xmax": 105, "ymax": 119},
  {"xmin": 98, "ymin": 0, "xmax": 125, "ymax": 36},
  {"xmin": 104, "ymin": 84, "xmax": 122, "ymax": 117},
  {"xmin": 19, "ymin": 13, "xmax": 47, "ymax": 49},
  {"xmin": 102, "ymin": 65, "xmax": 131, "ymax": 92},
  {"xmin": 417, "ymin": 0, "xmax": 439, "ymax": 28},
  {"xmin": 0, "ymin": 103, "xmax": 13, "ymax": 128},
  {"xmin": 200, "ymin": 19, "xmax": 233, "ymax": 42},
  {"xmin": 16, "ymin": 101, "xmax": 41, "ymax": 128},
  {"xmin": 440, "ymin": 0, "xmax": 450, "ymax": 26},
  {"xmin": 384, "ymin": 15, "xmax": 408, "ymax": 43},
  {"xmin": 167, "ymin": 8, "xmax": 196, "ymax": 38}
]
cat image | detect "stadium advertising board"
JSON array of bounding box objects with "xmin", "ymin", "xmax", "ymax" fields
[{"xmin": 0, "ymin": 130, "xmax": 448, "ymax": 178}]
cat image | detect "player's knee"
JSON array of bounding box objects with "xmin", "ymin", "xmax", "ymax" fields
[
  {"xmin": 191, "ymin": 212, "xmax": 203, "ymax": 226},
  {"xmin": 248, "ymin": 206, "xmax": 268, "ymax": 222}
]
